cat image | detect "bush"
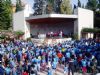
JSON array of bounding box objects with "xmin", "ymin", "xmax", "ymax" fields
[
  {"xmin": 81, "ymin": 28, "xmax": 95, "ymax": 33},
  {"xmin": 73, "ymin": 34, "xmax": 78, "ymax": 40},
  {"xmin": 82, "ymin": 28, "xmax": 100, "ymax": 33},
  {"xmin": 0, "ymin": 34, "xmax": 6, "ymax": 39},
  {"xmin": 14, "ymin": 30, "xmax": 24, "ymax": 36},
  {"xmin": 27, "ymin": 37, "xmax": 31, "ymax": 41}
]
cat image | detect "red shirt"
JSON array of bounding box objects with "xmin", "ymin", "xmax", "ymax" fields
[
  {"xmin": 22, "ymin": 72, "xmax": 28, "ymax": 75},
  {"xmin": 57, "ymin": 53, "xmax": 63, "ymax": 58}
]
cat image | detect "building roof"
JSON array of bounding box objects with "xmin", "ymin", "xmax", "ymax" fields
[{"xmin": 26, "ymin": 14, "xmax": 78, "ymax": 24}]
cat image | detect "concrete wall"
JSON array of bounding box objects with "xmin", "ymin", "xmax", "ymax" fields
[
  {"xmin": 77, "ymin": 8, "xmax": 94, "ymax": 39},
  {"xmin": 13, "ymin": 11, "xmax": 25, "ymax": 32},
  {"xmin": 13, "ymin": 4, "xmax": 33, "ymax": 39}
]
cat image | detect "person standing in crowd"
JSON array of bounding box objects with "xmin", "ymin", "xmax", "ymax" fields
[
  {"xmin": 50, "ymin": 31, "xmax": 53, "ymax": 38},
  {"xmin": 59, "ymin": 30, "xmax": 63, "ymax": 38},
  {"xmin": 81, "ymin": 59, "xmax": 87, "ymax": 74},
  {"xmin": 52, "ymin": 59, "xmax": 57, "ymax": 74},
  {"xmin": 47, "ymin": 67, "xmax": 53, "ymax": 75},
  {"xmin": 5, "ymin": 64, "xmax": 12, "ymax": 75},
  {"xmin": 68, "ymin": 58, "xmax": 75, "ymax": 75},
  {"xmin": 0, "ymin": 61, "xmax": 5, "ymax": 75},
  {"xmin": 64, "ymin": 63, "xmax": 69, "ymax": 75},
  {"xmin": 0, "ymin": 38, "xmax": 99, "ymax": 75}
]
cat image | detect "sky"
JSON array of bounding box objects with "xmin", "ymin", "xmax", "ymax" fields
[{"xmin": 12, "ymin": 0, "xmax": 88, "ymax": 7}]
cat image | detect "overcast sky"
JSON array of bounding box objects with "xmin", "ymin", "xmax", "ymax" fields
[{"xmin": 11, "ymin": 0, "xmax": 88, "ymax": 7}]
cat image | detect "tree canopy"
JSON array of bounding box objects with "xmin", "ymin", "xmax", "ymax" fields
[
  {"xmin": 33, "ymin": 0, "xmax": 72, "ymax": 15},
  {"xmin": 78, "ymin": 0, "xmax": 81, "ymax": 7},
  {"xmin": 0, "ymin": 0, "xmax": 12, "ymax": 30},
  {"xmin": 16, "ymin": 0, "xmax": 23, "ymax": 12},
  {"xmin": 86, "ymin": 0, "xmax": 100, "ymax": 28},
  {"xmin": 86, "ymin": 0, "xmax": 98, "ymax": 12},
  {"xmin": 60, "ymin": 0, "xmax": 72, "ymax": 14}
]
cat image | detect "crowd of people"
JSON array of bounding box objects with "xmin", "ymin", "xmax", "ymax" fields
[{"xmin": 0, "ymin": 38, "xmax": 100, "ymax": 75}]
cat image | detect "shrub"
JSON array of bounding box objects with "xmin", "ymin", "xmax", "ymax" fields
[
  {"xmin": 73, "ymin": 33, "xmax": 78, "ymax": 40},
  {"xmin": 27, "ymin": 37, "xmax": 31, "ymax": 41},
  {"xmin": 82, "ymin": 28, "xmax": 100, "ymax": 33},
  {"xmin": 0, "ymin": 34, "xmax": 6, "ymax": 39},
  {"xmin": 14, "ymin": 30, "xmax": 24, "ymax": 36}
]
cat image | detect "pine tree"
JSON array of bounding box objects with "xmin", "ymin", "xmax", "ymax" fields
[
  {"xmin": 60, "ymin": 0, "xmax": 72, "ymax": 14},
  {"xmin": 78, "ymin": 0, "xmax": 81, "ymax": 7},
  {"xmin": 16, "ymin": 0, "xmax": 23, "ymax": 12}
]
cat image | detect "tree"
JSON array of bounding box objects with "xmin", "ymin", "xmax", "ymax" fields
[
  {"xmin": 98, "ymin": 0, "xmax": 100, "ymax": 10},
  {"xmin": 60, "ymin": 0, "xmax": 72, "ymax": 14},
  {"xmin": 86, "ymin": 0, "xmax": 98, "ymax": 12},
  {"xmin": 33, "ymin": 0, "xmax": 44, "ymax": 15},
  {"xmin": 0, "ymin": 0, "xmax": 12, "ymax": 30},
  {"xmin": 82, "ymin": 4, "xmax": 85, "ymax": 8},
  {"xmin": 54, "ymin": 0, "xmax": 62, "ymax": 13},
  {"xmin": 46, "ymin": 0, "xmax": 54, "ymax": 14},
  {"xmin": 46, "ymin": 3, "xmax": 53, "ymax": 14},
  {"xmin": 78, "ymin": 0, "xmax": 81, "ymax": 7},
  {"xmin": 16, "ymin": 0, "xmax": 23, "ymax": 12},
  {"xmin": 74, "ymin": 4, "xmax": 77, "ymax": 9},
  {"xmin": 86, "ymin": 0, "xmax": 100, "ymax": 28}
]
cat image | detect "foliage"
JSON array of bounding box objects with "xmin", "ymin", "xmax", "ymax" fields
[
  {"xmin": 0, "ymin": 34, "xmax": 6, "ymax": 39},
  {"xmin": 60, "ymin": 0, "xmax": 72, "ymax": 14},
  {"xmin": 53, "ymin": 0, "xmax": 62, "ymax": 13},
  {"xmin": 14, "ymin": 30, "xmax": 24, "ymax": 36},
  {"xmin": 27, "ymin": 37, "xmax": 32, "ymax": 41},
  {"xmin": 86, "ymin": 0, "xmax": 98, "ymax": 12},
  {"xmin": 0, "ymin": 0, "xmax": 12, "ymax": 30},
  {"xmin": 98, "ymin": 0, "xmax": 100, "ymax": 10},
  {"xmin": 74, "ymin": 4, "xmax": 77, "ymax": 9},
  {"xmin": 73, "ymin": 33, "xmax": 78, "ymax": 40},
  {"xmin": 33, "ymin": 0, "xmax": 72, "ymax": 15},
  {"xmin": 82, "ymin": 4, "xmax": 85, "ymax": 8},
  {"xmin": 81, "ymin": 28, "xmax": 100, "ymax": 33},
  {"xmin": 86, "ymin": 0, "xmax": 100, "ymax": 28},
  {"xmin": 78, "ymin": 0, "xmax": 81, "ymax": 7},
  {"xmin": 33, "ymin": 0, "xmax": 43, "ymax": 15},
  {"xmin": 16, "ymin": 0, "xmax": 23, "ymax": 12},
  {"xmin": 95, "ymin": 11, "xmax": 100, "ymax": 28},
  {"xmin": 46, "ymin": 3, "xmax": 53, "ymax": 14},
  {"xmin": 82, "ymin": 28, "xmax": 95, "ymax": 33}
]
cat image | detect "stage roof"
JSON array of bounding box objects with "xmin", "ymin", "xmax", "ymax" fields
[{"xmin": 26, "ymin": 14, "xmax": 78, "ymax": 24}]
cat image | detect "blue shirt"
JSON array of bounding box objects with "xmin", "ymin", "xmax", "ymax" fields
[
  {"xmin": 52, "ymin": 61, "xmax": 57, "ymax": 69},
  {"xmin": 0, "ymin": 66, "xmax": 5, "ymax": 75},
  {"xmin": 64, "ymin": 66, "xmax": 68, "ymax": 72},
  {"xmin": 82, "ymin": 60, "xmax": 87, "ymax": 67},
  {"xmin": 66, "ymin": 52, "xmax": 70, "ymax": 58},
  {"xmin": 5, "ymin": 67, "xmax": 11, "ymax": 75},
  {"xmin": 48, "ymin": 69, "xmax": 53, "ymax": 75}
]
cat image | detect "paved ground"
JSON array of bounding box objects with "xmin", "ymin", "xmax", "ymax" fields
[
  {"xmin": 38, "ymin": 71, "xmax": 92, "ymax": 75},
  {"xmin": 37, "ymin": 66, "xmax": 93, "ymax": 75}
]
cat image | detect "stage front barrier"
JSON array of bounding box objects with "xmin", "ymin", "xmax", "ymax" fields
[
  {"xmin": 38, "ymin": 34, "xmax": 46, "ymax": 39},
  {"xmin": 32, "ymin": 38, "xmax": 72, "ymax": 46}
]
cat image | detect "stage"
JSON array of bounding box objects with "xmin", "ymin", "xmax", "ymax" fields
[{"xmin": 32, "ymin": 38, "xmax": 72, "ymax": 46}]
